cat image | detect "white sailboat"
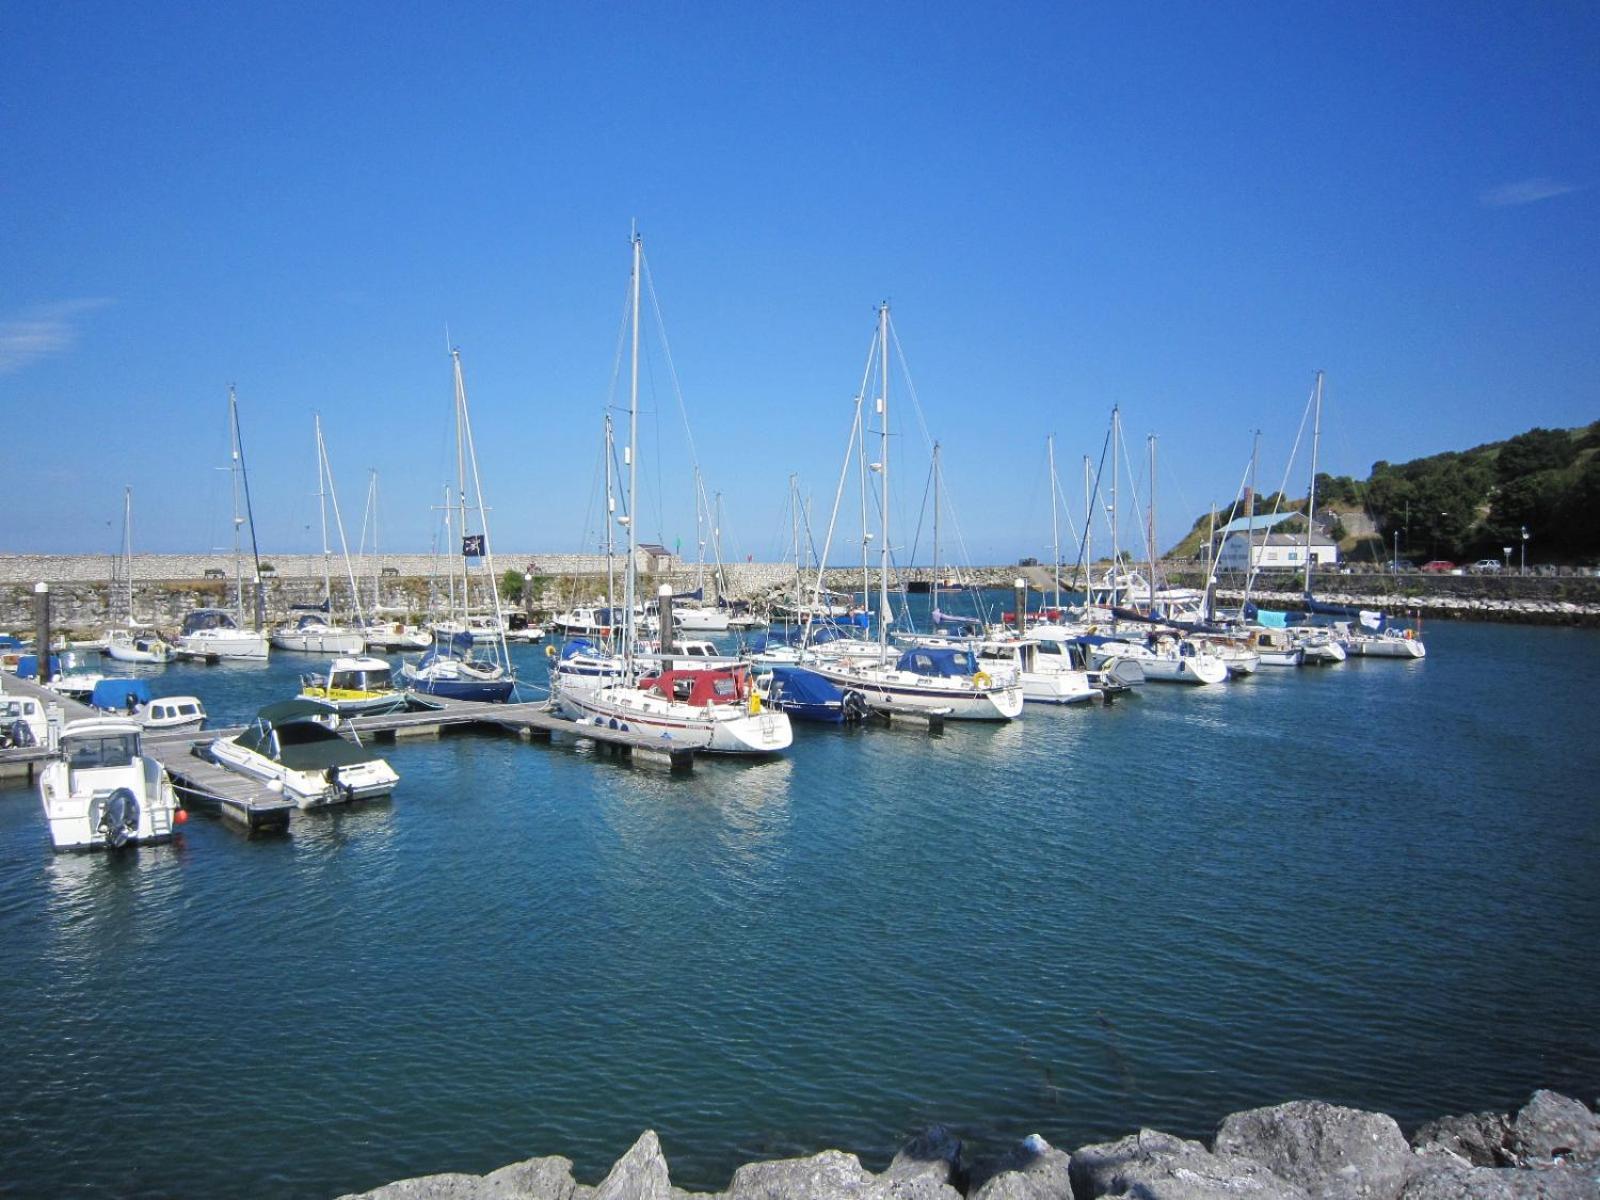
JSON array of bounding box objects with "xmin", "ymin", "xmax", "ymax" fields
[
  {"xmin": 271, "ymin": 416, "xmax": 368, "ymax": 654},
  {"xmin": 805, "ymin": 303, "xmax": 1022, "ymax": 721},
  {"xmin": 550, "ymin": 231, "xmax": 793, "ymax": 754},
  {"xmin": 175, "ymin": 388, "xmax": 270, "ymax": 662},
  {"xmin": 103, "ymin": 487, "xmax": 174, "ymax": 664},
  {"xmin": 397, "ymin": 348, "xmax": 516, "ymax": 703}
]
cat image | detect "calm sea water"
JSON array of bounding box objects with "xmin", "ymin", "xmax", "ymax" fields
[{"xmin": 1, "ymin": 614, "xmax": 1597, "ymax": 1198}]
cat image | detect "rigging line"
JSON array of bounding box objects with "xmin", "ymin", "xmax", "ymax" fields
[
  {"xmin": 807, "ymin": 331, "xmax": 880, "ymax": 623},
  {"xmin": 1070, "ymin": 422, "xmax": 1114, "ymax": 578}
]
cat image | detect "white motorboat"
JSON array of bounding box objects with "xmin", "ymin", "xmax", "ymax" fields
[
  {"xmin": 106, "ymin": 628, "xmax": 173, "ymax": 664},
  {"xmin": 1245, "ymin": 627, "xmax": 1305, "ymax": 667},
  {"xmin": 1, "ymin": 692, "xmax": 50, "ymax": 749},
  {"xmin": 175, "ymin": 608, "xmax": 270, "ymax": 661},
  {"xmin": 972, "ymin": 637, "xmax": 1097, "ymax": 705},
  {"xmin": 1291, "ymin": 627, "xmax": 1347, "ymax": 665},
  {"xmin": 206, "ymin": 699, "xmax": 398, "ymax": 809},
  {"xmin": 1344, "ymin": 626, "xmax": 1427, "ymax": 659},
  {"xmin": 139, "ymin": 696, "xmax": 207, "ymax": 733},
  {"xmin": 37, "ymin": 717, "xmax": 183, "ymax": 851},
  {"xmin": 673, "ymin": 604, "xmax": 733, "ymax": 632},
  {"xmin": 299, "ymin": 655, "xmax": 407, "ymax": 715},
  {"xmin": 1086, "ymin": 634, "xmax": 1230, "ymax": 686},
  {"xmin": 270, "ymin": 611, "xmax": 367, "ymax": 654}
]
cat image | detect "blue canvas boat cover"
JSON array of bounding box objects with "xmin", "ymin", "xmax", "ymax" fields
[
  {"xmin": 894, "ymin": 646, "xmax": 979, "ymax": 677},
  {"xmin": 767, "ymin": 666, "xmax": 844, "ymax": 706},
  {"xmin": 90, "ymin": 679, "xmax": 153, "ymax": 712}
]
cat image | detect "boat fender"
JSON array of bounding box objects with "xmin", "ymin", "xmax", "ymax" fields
[
  {"xmin": 100, "ymin": 788, "xmax": 140, "ymax": 848},
  {"xmin": 971, "ymin": 671, "xmax": 992, "ymax": 690},
  {"xmin": 1403, "ymin": 629, "xmax": 1414, "ymax": 639},
  {"xmin": 544, "ymin": 644, "xmax": 556, "ymax": 658}
]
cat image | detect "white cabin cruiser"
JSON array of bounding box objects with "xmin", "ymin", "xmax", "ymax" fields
[
  {"xmin": 37, "ymin": 717, "xmax": 183, "ymax": 851},
  {"xmin": 972, "ymin": 637, "xmax": 1098, "ymax": 705},
  {"xmin": 206, "ymin": 699, "xmax": 399, "ymax": 809},
  {"xmin": 299, "ymin": 655, "xmax": 407, "ymax": 715},
  {"xmin": 1, "ymin": 693, "xmax": 50, "ymax": 749},
  {"xmin": 175, "ymin": 608, "xmax": 269, "ymax": 662},
  {"xmin": 139, "ymin": 696, "xmax": 207, "ymax": 732},
  {"xmin": 363, "ymin": 620, "xmax": 432, "ymax": 651}
]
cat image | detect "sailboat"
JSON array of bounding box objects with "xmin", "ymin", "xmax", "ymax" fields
[
  {"xmin": 806, "ymin": 303, "xmax": 1023, "ymax": 721},
  {"xmin": 397, "ymin": 348, "xmax": 516, "ymax": 703},
  {"xmin": 357, "ymin": 471, "xmax": 431, "ymax": 651},
  {"xmin": 175, "ymin": 387, "xmax": 270, "ymax": 662},
  {"xmin": 271, "ymin": 416, "xmax": 368, "ymax": 654},
  {"xmin": 104, "ymin": 486, "xmax": 173, "ymax": 664},
  {"xmin": 550, "ymin": 232, "xmax": 793, "ymax": 754}
]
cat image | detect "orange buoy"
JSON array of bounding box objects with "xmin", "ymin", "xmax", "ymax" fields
[{"xmin": 175, "ymin": 809, "xmax": 190, "ymax": 825}]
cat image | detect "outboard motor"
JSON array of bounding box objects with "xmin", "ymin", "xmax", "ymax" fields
[
  {"xmin": 99, "ymin": 788, "xmax": 140, "ymax": 849},
  {"xmin": 8, "ymin": 719, "xmax": 35, "ymax": 748},
  {"xmin": 841, "ymin": 689, "xmax": 869, "ymax": 724}
]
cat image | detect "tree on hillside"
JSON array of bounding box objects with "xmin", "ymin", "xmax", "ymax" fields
[{"xmin": 1496, "ymin": 427, "xmax": 1577, "ymax": 484}]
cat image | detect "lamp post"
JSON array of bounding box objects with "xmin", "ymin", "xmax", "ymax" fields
[
  {"xmin": 1393, "ymin": 530, "xmax": 1401, "ymax": 572},
  {"xmin": 1503, "ymin": 546, "xmax": 1512, "ymax": 573},
  {"xmin": 1520, "ymin": 526, "xmax": 1529, "ymax": 576}
]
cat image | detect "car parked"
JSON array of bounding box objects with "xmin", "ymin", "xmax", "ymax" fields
[
  {"xmin": 1388, "ymin": 559, "xmax": 1419, "ymax": 573},
  {"xmin": 1420, "ymin": 560, "xmax": 1456, "ymax": 573},
  {"xmin": 1469, "ymin": 559, "xmax": 1503, "ymax": 573}
]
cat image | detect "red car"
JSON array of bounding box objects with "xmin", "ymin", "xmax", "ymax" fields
[{"xmin": 1420, "ymin": 560, "xmax": 1456, "ymax": 573}]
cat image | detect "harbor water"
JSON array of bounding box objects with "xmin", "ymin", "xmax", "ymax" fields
[{"xmin": 1, "ymin": 616, "xmax": 1597, "ymax": 1197}]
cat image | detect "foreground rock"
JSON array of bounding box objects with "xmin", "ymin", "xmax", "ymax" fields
[
  {"xmin": 1213, "ymin": 1100, "xmax": 1415, "ymax": 1200},
  {"xmin": 338, "ymin": 1093, "xmax": 1600, "ymax": 1200}
]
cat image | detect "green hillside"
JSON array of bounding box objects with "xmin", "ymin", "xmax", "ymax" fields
[{"xmin": 1170, "ymin": 421, "xmax": 1600, "ymax": 563}]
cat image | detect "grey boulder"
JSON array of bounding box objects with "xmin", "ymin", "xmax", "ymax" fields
[
  {"xmin": 338, "ymin": 1174, "xmax": 490, "ymax": 1200},
  {"xmin": 967, "ymin": 1133, "xmax": 1073, "ymax": 1200},
  {"xmin": 724, "ymin": 1149, "xmax": 876, "ymax": 1199},
  {"xmin": 1511, "ymin": 1092, "xmax": 1600, "ymax": 1166},
  {"xmin": 1398, "ymin": 1161, "xmax": 1600, "ymax": 1199},
  {"xmin": 1410, "ymin": 1112, "xmax": 1516, "ymax": 1168},
  {"xmin": 593, "ymin": 1131, "xmax": 674, "ymax": 1200},
  {"xmin": 1069, "ymin": 1127, "xmax": 1310, "ymax": 1199},
  {"xmin": 1214, "ymin": 1101, "xmax": 1415, "ymax": 1200}
]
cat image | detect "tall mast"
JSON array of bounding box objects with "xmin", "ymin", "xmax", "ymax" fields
[
  {"xmin": 1148, "ymin": 432, "xmax": 1157, "ymax": 616},
  {"xmin": 876, "ymin": 301, "xmax": 891, "ymax": 653},
  {"xmin": 1048, "ymin": 435, "xmax": 1060, "ymax": 611},
  {"xmin": 315, "ymin": 415, "xmax": 333, "ymax": 608},
  {"xmin": 604, "ymin": 411, "xmax": 616, "ymax": 625},
  {"xmin": 693, "ymin": 466, "xmax": 706, "ymax": 594},
  {"xmin": 1109, "ymin": 406, "xmax": 1120, "ymax": 611},
  {"xmin": 789, "ymin": 473, "xmax": 802, "ymax": 614},
  {"xmin": 366, "ymin": 470, "xmax": 380, "ymax": 617},
  {"xmin": 931, "ymin": 440, "xmax": 941, "ymax": 619},
  {"xmin": 1243, "ymin": 429, "xmax": 1261, "ymax": 612},
  {"xmin": 230, "ymin": 390, "xmax": 245, "ymax": 624},
  {"xmin": 858, "ymin": 392, "xmax": 870, "ymax": 609},
  {"xmin": 623, "ymin": 230, "xmax": 642, "ymax": 680},
  {"xmin": 1083, "ymin": 454, "xmax": 1093, "ymax": 594},
  {"xmin": 1305, "ymin": 370, "xmax": 1324, "ymax": 599},
  {"xmin": 119, "ymin": 485, "xmax": 134, "ymax": 625},
  {"xmin": 452, "ymin": 349, "xmax": 470, "ymax": 618}
]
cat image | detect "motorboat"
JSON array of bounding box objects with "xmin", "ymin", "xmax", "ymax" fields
[
  {"xmin": 175, "ymin": 608, "xmax": 270, "ymax": 662},
  {"xmin": 299, "ymin": 655, "xmax": 408, "ymax": 715},
  {"xmin": 139, "ymin": 696, "xmax": 207, "ymax": 733},
  {"xmin": 270, "ymin": 611, "xmax": 366, "ymax": 654},
  {"xmin": 399, "ymin": 631, "xmax": 515, "ymax": 703},
  {"xmin": 106, "ymin": 628, "xmax": 173, "ymax": 664},
  {"xmin": 552, "ymin": 662, "xmax": 794, "ymax": 754},
  {"xmin": 502, "ymin": 613, "xmax": 546, "ymax": 644},
  {"xmin": 1290, "ymin": 627, "xmax": 1347, "ymax": 665},
  {"xmin": 1, "ymin": 692, "xmax": 50, "ymax": 749},
  {"xmin": 1083, "ymin": 633, "xmax": 1229, "ymax": 686},
  {"xmin": 811, "ymin": 645, "xmax": 1026, "ymax": 721},
  {"xmin": 205, "ymin": 699, "xmax": 399, "ymax": 809},
  {"xmin": 37, "ymin": 717, "xmax": 183, "ymax": 851},
  {"xmin": 673, "ymin": 604, "xmax": 732, "ymax": 633},
  {"xmin": 88, "ymin": 678, "xmax": 152, "ymax": 716},
  {"xmin": 1343, "ymin": 625, "xmax": 1427, "ymax": 659},
  {"xmin": 1245, "ymin": 627, "xmax": 1305, "ymax": 667},
  {"xmin": 971, "ymin": 637, "xmax": 1098, "ymax": 705},
  {"xmin": 50, "ymin": 671, "xmax": 109, "ymax": 703}
]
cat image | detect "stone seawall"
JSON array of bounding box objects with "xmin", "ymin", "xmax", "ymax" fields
[{"xmin": 333, "ymin": 1089, "xmax": 1600, "ymax": 1199}]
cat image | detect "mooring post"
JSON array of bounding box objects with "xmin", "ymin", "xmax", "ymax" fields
[
  {"xmin": 1015, "ymin": 577, "xmax": 1028, "ymax": 636},
  {"xmin": 34, "ymin": 581, "xmax": 52, "ymax": 684},
  {"xmin": 658, "ymin": 583, "xmax": 674, "ymax": 655}
]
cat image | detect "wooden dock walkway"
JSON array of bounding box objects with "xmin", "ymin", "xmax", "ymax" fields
[{"xmin": 3, "ymin": 674, "xmax": 701, "ymax": 834}]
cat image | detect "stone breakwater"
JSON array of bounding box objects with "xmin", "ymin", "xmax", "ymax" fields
[
  {"xmin": 1224, "ymin": 588, "xmax": 1600, "ymax": 628},
  {"xmin": 336, "ymin": 1089, "xmax": 1600, "ymax": 1200}
]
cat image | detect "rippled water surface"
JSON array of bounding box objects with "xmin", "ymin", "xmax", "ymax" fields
[{"xmin": 2, "ymin": 618, "xmax": 1598, "ymax": 1198}]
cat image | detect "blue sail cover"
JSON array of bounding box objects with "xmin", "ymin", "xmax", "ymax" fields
[
  {"xmin": 561, "ymin": 638, "xmax": 599, "ymax": 661},
  {"xmin": 895, "ymin": 647, "xmax": 979, "ymax": 677},
  {"xmin": 767, "ymin": 666, "xmax": 847, "ymax": 722},
  {"xmin": 90, "ymin": 679, "xmax": 153, "ymax": 711}
]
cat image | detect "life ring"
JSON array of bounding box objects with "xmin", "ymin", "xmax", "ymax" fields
[
  {"xmin": 544, "ymin": 643, "xmax": 556, "ymax": 658},
  {"xmin": 972, "ymin": 671, "xmax": 993, "ymax": 689}
]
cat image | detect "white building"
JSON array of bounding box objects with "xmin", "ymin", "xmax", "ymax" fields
[{"xmin": 1216, "ymin": 530, "xmax": 1339, "ymax": 572}]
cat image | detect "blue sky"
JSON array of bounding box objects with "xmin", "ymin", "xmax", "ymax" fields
[{"xmin": 3, "ymin": 2, "xmax": 1596, "ymax": 565}]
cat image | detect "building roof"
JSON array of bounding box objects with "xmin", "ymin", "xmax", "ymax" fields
[{"xmin": 1215, "ymin": 512, "xmax": 1297, "ymax": 536}]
